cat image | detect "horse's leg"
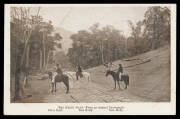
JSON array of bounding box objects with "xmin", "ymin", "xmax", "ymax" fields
[
  {"xmin": 54, "ymin": 82, "xmax": 56, "ymax": 92},
  {"xmin": 63, "ymin": 78, "xmax": 69, "ymax": 94},
  {"xmin": 76, "ymin": 74, "xmax": 79, "ymax": 80},
  {"xmin": 126, "ymin": 78, "xmax": 129, "ymax": 89},
  {"xmin": 66, "ymin": 79, "xmax": 69, "ymax": 94},
  {"xmin": 125, "ymin": 80, "xmax": 127, "ymax": 89},
  {"xmin": 114, "ymin": 80, "xmax": 116, "ymax": 89},
  {"xmin": 118, "ymin": 80, "xmax": 120, "ymax": 90},
  {"xmin": 51, "ymin": 83, "xmax": 54, "ymax": 93}
]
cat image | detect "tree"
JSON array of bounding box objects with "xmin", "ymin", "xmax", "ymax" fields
[
  {"xmin": 10, "ymin": 7, "xmax": 63, "ymax": 101},
  {"xmin": 127, "ymin": 6, "xmax": 170, "ymax": 56},
  {"xmin": 143, "ymin": 6, "xmax": 170, "ymax": 49},
  {"xmin": 11, "ymin": 7, "xmax": 41, "ymax": 100},
  {"xmin": 45, "ymin": 32, "xmax": 62, "ymax": 70},
  {"xmin": 39, "ymin": 21, "xmax": 54, "ymax": 71},
  {"xmin": 128, "ymin": 20, "xmax": 143, "ymax": 54},
  {"xmin": 67, "ymin": 24, "xmax": 127, "ymax": 69}
]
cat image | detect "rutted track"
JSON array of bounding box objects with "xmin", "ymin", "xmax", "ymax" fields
[{"xmin": 16, "ymin": 45, "xmax": 170, "ymax": 103}]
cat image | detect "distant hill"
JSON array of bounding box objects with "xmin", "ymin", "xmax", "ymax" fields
[{"xmin": 54, "ymin": 27, "xmax": 74, "ymax": 54}]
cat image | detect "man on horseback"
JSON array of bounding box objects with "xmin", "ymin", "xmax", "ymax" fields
[
  {"xmin": 56, "ymin": 64, "xmax": 63, "ymax": 76},
  {"xmin": 76, "ymin": 65, "xmax": 83, "ymax": 80},
  {"xmin": 49, "ymin": 64, "xmax": 69, "ymax": 93},
  {"xmin": 117, "ymin": 64, "xmax": 123, "ymax": 81},
  {"xmin": 78, "ymin": 65, "xmax": 83, "ymax": 77}
]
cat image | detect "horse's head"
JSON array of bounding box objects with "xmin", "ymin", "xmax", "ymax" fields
[
  {"xmin": 105, "ymin": 70, "xmax": 111, "ymax": 77},
  {"xmin": 47, "ymin": 72, "xmax": 53, "ymax": 80}
]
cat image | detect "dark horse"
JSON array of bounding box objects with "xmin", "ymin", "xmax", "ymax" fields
[
  {"xmin": 105, "ymin": 70, "xmax": 129, "ymax": 89},
  {"xmin": 48, "ymin": 72, "xmax": 69, "ymax": 94}
]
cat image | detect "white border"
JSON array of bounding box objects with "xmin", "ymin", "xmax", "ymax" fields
[{"xmin": 4, "ymin": 4, "xmax": 176, "ymax": 115}]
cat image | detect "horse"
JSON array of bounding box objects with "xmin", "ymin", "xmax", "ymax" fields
[
  {"xmin": 76, "ymin": 71, "xmax": 91, "ymax": 82},
  {"xmin": 48, "ymin": 72, "xmax": 69, "ymax": 94},
  {"xmin": 104, "ymin": 62, "xmax": 114, "ymax": 70},
  {"xmin": 64, "ymin": 71, "xmax": 77, "ymax": 80},
  {"xmin": 105, "ymin": 70, "xmax": 129, "ymax": 89},
  {"xmin": 64, "ymin": 71, "xmax": 91, "ymax": 82},
  {"xmin": 63, "ymin": 71, "xmax": 77, "ymax": 88}
]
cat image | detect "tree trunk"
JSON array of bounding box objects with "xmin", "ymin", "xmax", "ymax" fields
[
  {"xmin": 24, "ymin": 44, "xmax": 30, "ymax": 88},
  {"xmin": 25, "ymin": 44, "xmax": 30, "ymax": 68},
  {"xmin": 20, "ymin": 31, "xmax": 32, "ymax": 67},
  {"xmin": 43, "ymin": 44, "xmax": 46, "ymax": 69},
  {"xmin": 39, "ymin": 50, "xmax": 42, "ymax": 70},
  {"xmin": 45, "ymin": 50, "xmax": 50, "ymax": 70},
  {"xmin": 14, "ymin": 70, "xmax": 21, "ymax": 101},
  {"xmin": 14, "ymin": 52, "xmax": 22, "ymax": 101},
  {"xmin": 42, "ymin": 32, "xmax": 46, "ymax": 70},
  {"xmin": 100, "ymin": 40, "xmax": 104, "ymax": 64}
]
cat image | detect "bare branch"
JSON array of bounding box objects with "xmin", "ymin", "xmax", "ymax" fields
[{"xmin": 36, "ymin": 7, "xmax": 41, "ymax": 17}]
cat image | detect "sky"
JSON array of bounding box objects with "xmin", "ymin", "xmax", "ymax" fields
[{"xmin": 33, "ymin": 6, "xmax": 148, "ymax": 36}]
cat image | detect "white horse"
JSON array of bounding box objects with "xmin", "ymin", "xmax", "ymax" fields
[{"xmin": 64, "ymin": 71, "xmax": 91, "ymax": 82}]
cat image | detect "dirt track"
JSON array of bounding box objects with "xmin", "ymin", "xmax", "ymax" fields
[
  {"xmin": 12, "ymin": 45, "xmax": 170, "ymax": 103},
  {"xmin": 18, "ymin": 77, "xmax": 148, "ymax": 103}
]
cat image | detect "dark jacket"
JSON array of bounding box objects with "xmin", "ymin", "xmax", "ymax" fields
[
  {"xmin": 117, "ymin": 66, "xmax": 123, "ymax": 73},
  {"xmin": 78, "ymin": 66, "xmax": 82, "ymax": 72},
  {"xmin": 56, "ymin": 67, "xmax": 63, "ymax": 75}
]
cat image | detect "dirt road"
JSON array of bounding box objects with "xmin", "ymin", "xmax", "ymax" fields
[
  {"xmin": 12, "ymin": 45, "xmax": 170, "ymax": 103},
  {"xmin": 18, "ymin": 77, "xmax": 148, "ymax": 103}
]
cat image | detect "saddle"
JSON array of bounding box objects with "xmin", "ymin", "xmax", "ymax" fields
[{"xmin": 57, "ymin": 74, "xmax": 67, "ymax": 79}]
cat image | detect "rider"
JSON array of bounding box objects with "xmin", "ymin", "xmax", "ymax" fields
[
  {"xmin": 77, "ymin": 65, "xmax": 83, "ymax": 78},
  {"xmin": 56, "ymin": 64, "xmax": 63, "ymax": 76},
  {"xmin": 117, "ymin": 63, "xmax": 123, "ymax": 81},
  {"xmin": 108, "ymin": 61, "xmax": 113, "ymax": 70}
]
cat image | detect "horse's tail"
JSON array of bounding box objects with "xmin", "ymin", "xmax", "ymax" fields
[{"xmin": 66, "ymin": 77, "xmax": 69, "ymax": 94}]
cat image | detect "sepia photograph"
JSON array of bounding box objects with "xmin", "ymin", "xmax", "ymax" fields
[{"xmin": 4, "ymin": 4, "xmax": 176, "ymax": 115}]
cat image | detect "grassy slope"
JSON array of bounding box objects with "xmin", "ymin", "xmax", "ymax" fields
[
  {"xmin": 11, "ymin": 45, "xmax": 170, "ymax": 102},
  {"xmin": 86, "ymin": 45, "xmax": 170, "ymax": 102}
]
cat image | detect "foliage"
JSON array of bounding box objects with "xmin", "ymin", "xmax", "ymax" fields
[
  {"xmin": 11, "ymin": 7, "xmax": 63, "ymax": 75},
  {"xmin": 127, "ymin": 6, "xmax": 170, "ymax": 56},
  {"xmin": 68, "ymin": 6, "xmax": 170, "ymax": 69},
  {"xmin": 67, "ymin": 24, "xmax": 127, "ymax": 69}
]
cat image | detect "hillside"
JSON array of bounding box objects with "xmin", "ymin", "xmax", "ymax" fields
[
  {"xmin": 86, "ymin": 45, "xmax": 170, "ymax": 102},
  {"xmin": 14, "ymin": 45, "xmax": 170, "ymax": 103},
  {"xmin": 54, "ymin": 27, "xmax": 74, "ymax": 54}
]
